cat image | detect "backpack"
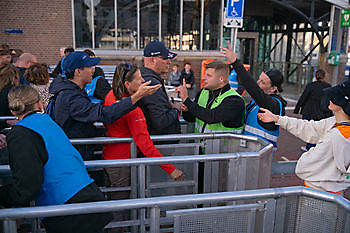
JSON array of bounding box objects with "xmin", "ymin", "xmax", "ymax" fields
[{"xmin": 45, "ymin": 93, "xmax": 59, "ymax": 120}]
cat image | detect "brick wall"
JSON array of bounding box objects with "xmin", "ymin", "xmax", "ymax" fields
[{"xmin": 0, "ymin": 0, "xmax": 73, "ymax": 65}]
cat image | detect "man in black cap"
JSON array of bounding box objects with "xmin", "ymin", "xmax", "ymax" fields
[
  {"xmin": 221, "ymin": 43, "xmax": 287, "ymax": 149},
  {"xmin": 138, "ymin": 41, "xmax": 181, "ymax": 135}
]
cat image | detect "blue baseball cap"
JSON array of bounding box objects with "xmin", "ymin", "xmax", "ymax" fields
[
  {"xmin": 63, "ymin": 51, "xmax": 101, "ymax": 73},
  {"xmin": 143, "ymin": 41, "xmax": 177, "ymax": 59}
]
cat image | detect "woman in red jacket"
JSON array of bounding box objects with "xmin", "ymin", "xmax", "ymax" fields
[{"xmin": 103, "ymin": 63, "xmax": 184, "ymax": 223}]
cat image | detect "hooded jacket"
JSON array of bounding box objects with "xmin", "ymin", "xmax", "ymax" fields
[
  {"xmin": 277, "ymin": 116, "xmax": 350, "ymax": 192},
  {"xmin": 138, "ymin": 67, "xmax": 180, "ymax": 135},
  {"xmin": 49, "ymin": 77, "xmax": 135, "ymax": 139}
]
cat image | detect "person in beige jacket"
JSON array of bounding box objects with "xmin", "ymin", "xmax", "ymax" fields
[{"xmin": 258, "ymin": 80, "xmax": 350, "ymax": 194}]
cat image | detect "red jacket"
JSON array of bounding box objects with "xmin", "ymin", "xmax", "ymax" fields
[{"xmin": 102, "ymin": 90, "xmax": 175, "ymax": 175}]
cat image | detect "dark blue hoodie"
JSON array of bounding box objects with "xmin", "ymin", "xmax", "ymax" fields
[{"xmin": 49, "ymin": 77, "xmax": 135, "ymax": 159}]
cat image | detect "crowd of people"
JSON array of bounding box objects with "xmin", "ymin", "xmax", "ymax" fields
[{"xmin": 0, "ymin": 40, "xmax": 349, "ymax": 232}]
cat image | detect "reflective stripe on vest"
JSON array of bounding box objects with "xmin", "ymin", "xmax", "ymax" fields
[
  {"xmin": 194, "ymin": 88, "xmax": 244, "ymax": 134},
  {"xmin": 16, "ymin": 113, "xmax": 93, "ymax": 206},
  {"xmin": 84, "ymin": 76, "xmax": 102, "ymax": 103},
  {"xmin": 244, "ymin": 97, "xmax": 282, "ymax": 147}
]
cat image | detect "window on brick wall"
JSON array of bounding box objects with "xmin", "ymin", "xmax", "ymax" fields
[
  {"xmin": 73, "ymin": 0, "xmax": 224, "ymax": 51},
  {"xmin": 94, "ymin": 0, "xmax": 115, "ymax": 49},
  {"xmin": 74, "ymin": 0, "xmax": 92, "ymax": 48}
]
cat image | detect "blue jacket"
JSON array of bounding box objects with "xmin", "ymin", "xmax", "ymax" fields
[
  {"xmin": 16, "ymin": 113, "xmax": 93, "ymax": 206},
  {"xmin": 49, "ymin": 77, "xmax": 135, "ymax": 139}
]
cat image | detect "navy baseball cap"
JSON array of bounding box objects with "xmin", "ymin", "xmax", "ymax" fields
[
  {"xmin": 143, "ymin": 41, "xmax": 177, "ymax": 59},
  {"xmin": 63, "ymin": 51, "xmax": 100, "ymax": 73},
  {"xmin": 323, "ymin": 80, "xmax": 350, "ymax": 115}
]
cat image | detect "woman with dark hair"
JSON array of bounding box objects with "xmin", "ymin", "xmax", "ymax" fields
[
  {"xmin": 103, "ymin": 63, "xmax": 183, "ymax": 223},
  {"xmin": 0, "ymin": 85, "xmax": 112, "ymax": 233},
  {"xmin": 24, "ymin": 63, "xmax": 53, "ymax": 109},
  {"xmin": 0, "ymin": 64, "xmax": 19, "ymax": 116}
]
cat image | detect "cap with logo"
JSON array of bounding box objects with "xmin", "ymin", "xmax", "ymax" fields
[
  {"xmin": 63, "ymin": 51, "xmax": 101, "ymax": 73},
  {"xmin": 143, "ymin": 41, "xmax": 177, "ymax": 59}
]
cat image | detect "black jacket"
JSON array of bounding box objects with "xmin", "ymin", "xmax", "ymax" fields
[
  {"xmin": 294, "ymin": 81, "xmax": 333, "ymax": 120},
  {"xmin": 138, "ymin": 67, "xmax": 180, "ymax": 135},
  {"xmin": 182, "ymin": 84, "xmax": 245, "ymax": 129},
  {"xmin": 49, "ymin": 77, "xmax": 135, "ymax": 139},
  {"xmin": 231, "ymin": 61, "xmax": 287, "ymax": 131},
  {"xmin": 180, "ymin": 69, "xmax": 195, "ymax": 88}
]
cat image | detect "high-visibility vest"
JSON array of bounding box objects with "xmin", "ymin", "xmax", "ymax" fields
[{"xmin": 195, "ymin": 88, "xmax": 244, "ymax": 134}]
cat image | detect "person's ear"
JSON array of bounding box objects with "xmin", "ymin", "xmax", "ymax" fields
[
  {"xmin": 124, "ymin": 81, "xmax": 130, "ymax": 90},
  {"xmin": 270, "ymin": 86, "xmax": 277, "ymax": 93}
]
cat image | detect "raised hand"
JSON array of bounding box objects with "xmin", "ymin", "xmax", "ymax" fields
[
  {"xmin": 219, "ymin": 41, "xmax": 238, "ymax": 64},
  {"xmin": 131, "ymin": 81, "xmax": 161, "ymax": 104},
  {"xmin": 176, "ymin": 79, "xmax": 189, "ymax": 102}
]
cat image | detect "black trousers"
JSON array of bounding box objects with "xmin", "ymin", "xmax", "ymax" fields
[{"xmin": 42, "ymin": 183, "xmax": 112, "ymax": 233}]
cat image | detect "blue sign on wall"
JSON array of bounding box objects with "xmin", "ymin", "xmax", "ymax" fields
[{"xmin": 226, "ymin": 0, "xmax": 245, "ymax": 18}]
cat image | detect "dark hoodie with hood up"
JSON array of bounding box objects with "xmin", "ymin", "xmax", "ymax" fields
[{"xmin": 49, "ymin": 77, "xmax": 135, "ymax": 160}]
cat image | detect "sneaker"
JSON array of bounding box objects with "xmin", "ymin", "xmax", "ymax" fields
[{"xmin": 300, "ymin": 146, "xmax": 307, "ymax": 152}]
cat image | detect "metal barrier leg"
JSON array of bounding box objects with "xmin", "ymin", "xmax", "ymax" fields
[
  {"xmin": 226, "ymin": 158, "xmax": 237, "ymax": 191},
  {"xmin": 138, "ymin": 165, "xmax": 146, "ymax": 233},
  {"xmin": 150, "ymin": 206, "xmax": 160, "ymax": 233},
  {"xmin": 130, "ymin": 141, "xmax": 138, "ymax": 233},
  {"xmin": 3, "ymin": 220, "xmax": 17, "ymax": 233}
]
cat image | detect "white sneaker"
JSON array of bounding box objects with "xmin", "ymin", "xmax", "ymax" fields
[{"xmin": 300, "ymin": 146, "xmax": 307, "ymax": 152}]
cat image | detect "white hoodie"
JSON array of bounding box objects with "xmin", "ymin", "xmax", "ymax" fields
[{"xmin": 277, "ymin": 116, "xmax": 350, "ymax": 192}]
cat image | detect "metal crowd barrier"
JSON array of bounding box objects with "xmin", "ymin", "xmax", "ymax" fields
[
  {"xmin": 1, "ymin": 186, "xmax": 350, "ymax": 233},
  {"xmin": 0, "ymin": 133, "xmax": 273, "ymax": 197}
]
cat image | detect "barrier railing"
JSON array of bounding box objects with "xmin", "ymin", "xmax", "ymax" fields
[{"xmin": 1, "ymin": 186, "xmax": 350, "ymax": 233}]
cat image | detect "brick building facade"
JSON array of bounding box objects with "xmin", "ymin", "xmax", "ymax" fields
[{"xmin": 0, "ymin": 0, "xmax": 73, "ymax": 65}]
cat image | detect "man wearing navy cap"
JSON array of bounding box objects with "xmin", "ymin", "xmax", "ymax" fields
[
  {"xmin": 49, "ymin": 51, "xmax": 160, "ymax": 162},
  {"xmin": 138, "ymin": 41, "xmax": 181, "ymax": 135}
]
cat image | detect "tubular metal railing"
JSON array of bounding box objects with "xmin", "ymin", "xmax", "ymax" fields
[{"xmin": 1, "ymin": 186, "xmax": 350, "ymax": 233}]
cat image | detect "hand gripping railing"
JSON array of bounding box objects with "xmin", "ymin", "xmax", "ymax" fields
[{"xmin": 1, "ymin": 186, "xmax": 350, "ymax": 233}]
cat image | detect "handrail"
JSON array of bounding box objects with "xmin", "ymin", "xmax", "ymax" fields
[
  {"xmin": 69, "ymin": 133, "xmax": 267, "ymax": 145},
  {"xmin": 0, "ymin": 186, "xmax": 349, "ymax": 220},
  {"xmin": 0, "ymin": 151, "xmax": 268, "ymax": 174}
]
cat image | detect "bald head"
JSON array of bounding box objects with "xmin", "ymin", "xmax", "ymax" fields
[{"xmin": 16, "ymin": 53, "xmax": 37, "ymax": 68}]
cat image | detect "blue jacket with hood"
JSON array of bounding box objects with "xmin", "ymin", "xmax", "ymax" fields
[{"xmin": 49, "ymin": 77, "xmax": 136, "ymax": 159}]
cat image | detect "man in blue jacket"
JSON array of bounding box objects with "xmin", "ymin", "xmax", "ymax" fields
[
  {"xmin": 138, "ymin": 41, "xmax": 181, "ymax": 135},
  {"xmin": 49, "ymin": 51, "xmax": 160, "ymax": 161}
]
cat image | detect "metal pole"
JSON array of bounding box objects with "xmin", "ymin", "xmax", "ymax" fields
[
  {"xmin": 220, "ymin": 0, "xmax": 224, "ymax": 48},
  {"xmin": 200, "ymin": 0, "xmax": 204, "ymax": 51},
  {"xmin": 137, "ymin": 0, "xmax": 140, "ymax": 49},
  {"xmin": 233, "ymin": 28, "xmax": 238, "ymax": 53},
  {"xmin": 130, "ymin": 141, "xmax": 138, "ymax": 233},
  {"xmin": 3, "ymin": 219, "xmax": 17, "ymax": 233},
  {"xmin": 114, "ymin": 0, "xmax": 118, "ymax": 49},
  {"xmin": 328, "ymin": 5, "xmax": 335, "ymax": 54},
  {"xmin": 71, "ymin": 0, "xmax": 76, "ymax": 49},
  {"xmin": 230, "ymin": 28, "xmax": 234, "ymax": 48},
  {"xmin": 150, "ymin": 206, "xmax": 160, "ymax": 233},
  {"xmin": 159, "ymin": 0, "xmax": 162, "ymax": 41},
  {"xmin": 333, "ymin": 6, "xmax": 342, "ymax": 85},
  {"xmin": 138, "ymin": 165, "xmax": 146, "ymax": 233},
  {"xmin": 91, "ymin": 0, "xmax": 95, "ymax": 49},
  {"xmin": 179, "ymin": 0, "xmax": 183, "ymax": 50}
]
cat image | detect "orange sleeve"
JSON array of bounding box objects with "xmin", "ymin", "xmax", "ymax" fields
[{"xmin": 126, "ymin": 108, "xmax": 176, "ymax": 175}]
